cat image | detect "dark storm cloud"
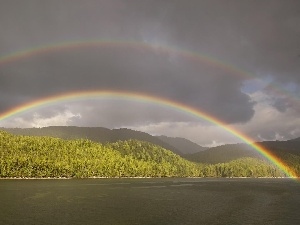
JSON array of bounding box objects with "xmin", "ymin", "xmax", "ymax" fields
[
  {"xmin": 127, "ymin": 1, "xmax": 300, "ymax": 81},
  {"xmin": 0, "ymin": 0, "xmax": 299, "ymax": 128},
  {"xmin": 0, "ymin": 46, "xmax": 254, "ymax": 123}
]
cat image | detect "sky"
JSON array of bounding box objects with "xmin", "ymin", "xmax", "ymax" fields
[{"xmin": 0, "ymin": 0, "xmax": 300, "ymax": 147}]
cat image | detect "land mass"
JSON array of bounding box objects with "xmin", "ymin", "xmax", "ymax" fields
[{"xmin": 1, "ymin": 127, "xmax": 299, "ymax": 178}]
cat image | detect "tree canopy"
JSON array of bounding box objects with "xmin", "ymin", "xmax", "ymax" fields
[{"xmin": 0, "ymin": 130, "xmax": 293, "ymax": 178}]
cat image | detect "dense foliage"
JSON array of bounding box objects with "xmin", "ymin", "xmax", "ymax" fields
[
  {"xmin": 2, "ymin": 126, "xmax": 182, "ymax": 155},
  {"xmin": 207, "ymin": 158, "xmax": 284, "ymax": 177},
  {"xmin": 0, "ymin": 131, "xmax": 293, "ymax": 178},
  {"xmin": 185, "ymin": 142, "xmax": 300, "ymax": 177},
  {"xmin": 0, "ymin": 131, "xmax": 199, "ymax": 178}
]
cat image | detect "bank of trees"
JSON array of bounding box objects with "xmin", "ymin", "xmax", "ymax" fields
[
  {"xmin": 0, "ymin": 130, "xmax": 291, "ymax": 178},
  {"xmin": 207, "ymin": 158, "xmax": 284, "ymax": 177}
]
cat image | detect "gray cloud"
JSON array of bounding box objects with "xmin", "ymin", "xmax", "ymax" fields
[
  {"xmin": 0, "ymin": 45, "xmax": 255, "ymax": 123},
  {"xmin": 1, "ymin": 0, "xmax": 300, "ymax": 144}
]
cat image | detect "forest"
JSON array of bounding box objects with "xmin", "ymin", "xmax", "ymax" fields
[{"xmin": 0, "ymin": 130, "xmax": 293, "ymax": 178}]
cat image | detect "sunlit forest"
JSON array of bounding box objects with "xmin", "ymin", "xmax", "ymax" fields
[{"xmin": 0, "ymin": 130, "xmax": 288, "ymax": 178}]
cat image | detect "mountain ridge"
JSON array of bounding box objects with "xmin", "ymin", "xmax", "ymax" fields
[
  {"xmin": 0, "ymin": 130, "xmax": 290, "ymax": 178},
  {"xmin": 1, "ymin": 126, "xmax": 213, "ymax": 155},
  {"xmin": 157, "ymin": 135, "xmax": 208, "ymax": 154},
  {"xmin": 184, "ymin": 140, "xmax": 300, "ymax": 166},
  {"xmin": 1, "ymin": 126, "xmax": 185, "ymax": 154},
  {"xmin": 2, "ymin": 126, "xmax": 300, "ymax": 173}
]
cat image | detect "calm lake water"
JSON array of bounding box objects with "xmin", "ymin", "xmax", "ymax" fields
[{"xmin": 0, "ymin": 178, "xmax": 299, "ymax": 225}]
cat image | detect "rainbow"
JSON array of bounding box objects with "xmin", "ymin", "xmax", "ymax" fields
[
  {"xmin": 0, "ymin": 90, "xmax": 298, "ymax": 179},
  {"xmin": 1, "ymin": 40, "xmax": 299, "ymax": 107},
  {"xmin": 0, "ymin": 40, "xmax": 259, "ymax": 79}
]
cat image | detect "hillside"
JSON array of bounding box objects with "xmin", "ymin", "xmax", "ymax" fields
[
  {"xmin": 0, "ymin": 130, "xmax": 288, "ymax": 178},
  {"xmin": 1, "ymin": 126, "xmax": 182, "ymax": 155},
  {"xmin": 2, "ymin": 127, "xmax": 300, "ymax": 174},
  {"xmin": 262, "ymin": 140, "xmax": 300, "ymax": 156},
  {"xmin": 184, "ymin": 140, "xmax": 300, "ymax": 176},
  {"xmin": 185, "ymin": 139, "xmax": 300, "ymax": 163},
  {"xmin": 157, "ymin": 135, "xmax": 207, "ymax": 154},
  {"xmin": 259, "ymin": 140, "xmax": 300, "ymax": 175},
  {"xmin": 184, "ymin": 143, "xmax": 263, "ymax": 164},
  {"xmin": 290, "ymin": 137, "xmax": 300, "ymax": 142},
  {"xmin": 0, "ymin": 130, "xmax": 199, "ymax": 178}
]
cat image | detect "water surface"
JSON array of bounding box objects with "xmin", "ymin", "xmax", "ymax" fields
[{"xmin": 0, "ymin": 178, "xmax": 299, "ymax": 225}]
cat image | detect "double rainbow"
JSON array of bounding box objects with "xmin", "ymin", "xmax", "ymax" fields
[{"xmin": 0, "ymin": 40, "xmax": 298, "ymax": 178}]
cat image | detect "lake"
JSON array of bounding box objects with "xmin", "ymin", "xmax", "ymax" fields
[{"xmin": 0, "ymin": 178, "xmax": 299, "ymax": 225}]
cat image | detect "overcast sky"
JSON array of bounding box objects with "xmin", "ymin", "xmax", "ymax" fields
[{"xmin": 1, "ymin": 0, "xmax": 300, "ymax": 146}]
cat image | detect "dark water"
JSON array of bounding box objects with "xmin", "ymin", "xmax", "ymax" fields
[{"xmin": 0, "ymin": 178, "xmax": 299, "ymax": 225}]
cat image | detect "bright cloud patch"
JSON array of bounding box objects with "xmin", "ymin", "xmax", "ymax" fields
[{"xmin": 2, "ymin": 111, "xmax": 81, "ymax": 128}]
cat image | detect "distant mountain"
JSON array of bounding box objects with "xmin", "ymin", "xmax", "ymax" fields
[
  {"xmin": 157, "ymin": 135, "xmax": 207, "ymax": 154},
  {"xmin": 184, "ymin": 139, "xmax": 300, "ymax": 165},
  {"xmin": 184, "ymin": 143, "xmax": 263, "ymax": 164},
  {"xmin": 1, "ymin": 126, "xmax": 182, "ymax": 155},
  {"xmin": 289, "ymin": 137, "xmax": 300, "ymax": 142},
  {"xmin": 258, "ymin": 140, "xmax": 300, "ymax": 156}
]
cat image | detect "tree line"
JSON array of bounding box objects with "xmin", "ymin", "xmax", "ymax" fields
[{"xmin": 0, "ymin": 130, "xmax": 290, "ymax": 178}]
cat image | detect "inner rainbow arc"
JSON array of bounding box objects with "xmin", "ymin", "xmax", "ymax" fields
[{"xmin": 0, "ymin": 90, "xmax": 298, "ymax": 179}]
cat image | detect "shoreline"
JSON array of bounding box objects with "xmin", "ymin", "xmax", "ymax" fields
[{"xmin": 0, "ymin": 176, "xmax": 294, "ymax": 180}]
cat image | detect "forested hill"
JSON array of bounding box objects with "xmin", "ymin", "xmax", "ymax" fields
[
  {"xmin": 184, "ymin": 140, "xmax": 300, "ymax": 176},
  {"xmin": 184, "ymin": 143, "xmax": 263, "ymax": 164},
  {"xmin": 2, "ymin": 127, "xmax": 208, "ymax": 155},
  {"xmin": 0, "ymin": 130, "xmax": 290, "ymax": 178},
  {"xmin": 1, "ymin": 126, "xmax": 182, "ymax": 155},
  {"xmin": 2, "ymin": 127, "xmax": 300, "ymax": 166},
  {"xmin": 184, "ymin": 140, "xmax": 300, "ymax": 164},
  {"xmin": 0, "ymin": 130, "xmax": 199, "ymax": 178}
]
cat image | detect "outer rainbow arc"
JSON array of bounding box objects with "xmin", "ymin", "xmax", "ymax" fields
[
  {"xmin": 0, "ymin": 40, "xmax": 254, "ymax": 79},
  {"xmin": 0, "ymin": 90, "xmax": 298, "ymax": 179},
  {"xmin": 1, "ymin": 39, "xmax": 299, "ymax": 108}
]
